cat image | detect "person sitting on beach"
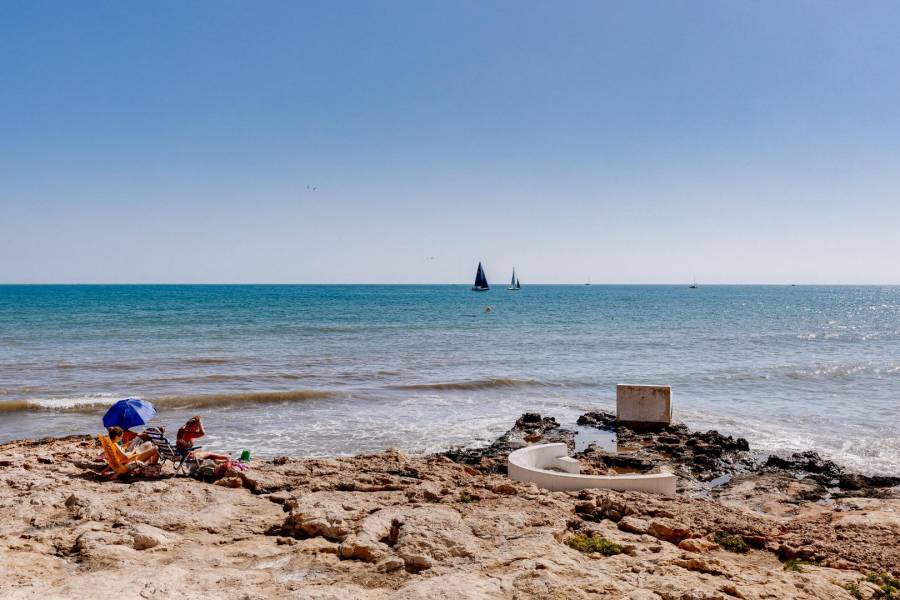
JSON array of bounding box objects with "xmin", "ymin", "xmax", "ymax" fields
[
  {"xmin": 176, "ymin": 416, "xmax": 229, "ymax": 462},
  {"xmin": 105, "ymin": 426, "xmax": 160, "ymax": 465},
  {"xmin": 107, "ymin": 425, "xmax": 138, "ymax": 447}
]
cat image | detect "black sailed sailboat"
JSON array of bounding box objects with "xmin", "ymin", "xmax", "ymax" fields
[
  {"xmin": 507, "ymin": 268, "xmax": 521, "ymax": 291},
  {"xmin": 471, "ymin": 261, "xmax": 490, "ymax": 291}
]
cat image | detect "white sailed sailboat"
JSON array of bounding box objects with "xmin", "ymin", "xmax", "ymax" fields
[{"xmin": 507, "ymin": 268, "xmax": 521, "ymax": 291}]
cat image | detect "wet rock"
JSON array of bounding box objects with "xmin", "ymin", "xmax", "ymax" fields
[
  {"xmin": 444, "ymin": 412, "xmax": 574, "ymax": 472},
  {"xmin": 598, "ymin": 454, "xmax": 654, "ymax": 472},
  {"xmin": 37, "ymin": 455, "xmax": 54, "ymax": 464},
  {"xmin": 765, "ymin": 451, "xmax": 842, "ymax": 478},
  {"xmin": 577, "ymin": 412, "xmax": 617, "ymax": 429},
  {"xmin": 838, "ymin": 473, "xmax": 900, "ymax": 492}
]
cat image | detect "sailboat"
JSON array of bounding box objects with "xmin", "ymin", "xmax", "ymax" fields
[
  {"xmin": 689, "ymin": 277, "xmax": 698, "ymax": 289},
  {"xmin": 507, "ymin": 268, "xmax": 521, "ymax": 291},
  {"xmin": 471, "ymin": 261, "xmax": 490, "ymax": 291}
]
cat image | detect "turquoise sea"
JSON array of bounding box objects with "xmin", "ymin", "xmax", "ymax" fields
[{"xmin": 1, "ymin": 284, "xmax": 898, "ymax": 475}]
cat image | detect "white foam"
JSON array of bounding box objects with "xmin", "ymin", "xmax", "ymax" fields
[{"xmin": 24, "ymin": 394, "xmax": 120, "ymax": 410}]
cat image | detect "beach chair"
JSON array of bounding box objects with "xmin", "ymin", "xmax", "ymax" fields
[
  {"xmin": 143, "ymin": 428, "xmax": 201, "ymax": 474},
  {"xmin": 97, "ymin": 434, "xmax": 146, "ymax": 479}
]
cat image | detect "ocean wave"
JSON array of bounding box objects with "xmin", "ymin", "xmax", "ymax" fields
[
  {"xmin": 154, "ymin": 389, "xmax": 337, "ymax": 409},
  {"xmin": 0, "ymin": 394, "xmax": 120, "ymax": 412},
  {"xmin": 0, "ymin": 389, "xmax": 337, "ymax": 413},
  {"xmin": 182, "ymin": 357, "xmax": 234, "ymax": 365},
  {"xmin": 55, "ymin": 362, "xmax": 144, "ymax": 371},
  {"xmin": 389, "ymin": 377, "xmax": 548, "ymax": 391}
]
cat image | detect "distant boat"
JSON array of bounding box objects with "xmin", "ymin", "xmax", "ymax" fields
[
  {"xmin": 689, "ymin": 277, "xmax": 698, "ymax": 289},
  {"xmin": 471, "ymin": 261, "xmax": 490, "ymax": 291},
  {"xmin": 585, "ymin": 278, "xmax": 591, "ymax": 286},
  {"xmin": 507, "ymin": 268, "xmax": 521, "ymax": 291}
]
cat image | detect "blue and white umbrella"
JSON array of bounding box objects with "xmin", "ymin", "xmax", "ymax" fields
[{"xmin": 102, "ymin": 398, "xmax": 157, "ymax": 430}]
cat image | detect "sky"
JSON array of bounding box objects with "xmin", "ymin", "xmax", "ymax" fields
[{"xmin": 2, "ymin": 1, "xmax": 900, "ymax": 284}]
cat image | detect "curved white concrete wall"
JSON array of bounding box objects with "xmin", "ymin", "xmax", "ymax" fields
[{"xmin": 508, "ymin": 443, "xmax": 677, "ymax": 496}]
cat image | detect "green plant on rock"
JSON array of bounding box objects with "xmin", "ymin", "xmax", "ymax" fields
[
  {"xmin": 458, "ymin": 491, "xmax": 478, "ymax": 503},
  {"xmin": 713, "ymin": 531, "xmax": 748, "ymax": 553},
  {"xmin": 842, "ymin": 582, "xmax": 862, "ymax": 599},
  {"xmin": 565, "ymin": 534, "xmax": 623, "ymax": 556},
  {"xmin": 783, "ymin": 559, "xmax": 811, "ymax": 572},
  {"xmin": 865, "ymin": 572, "xmax": 899, "ymax": 599}
]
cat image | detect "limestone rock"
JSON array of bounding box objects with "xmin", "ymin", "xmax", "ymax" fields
[
  {"xmin": 491, "ymin": 482, "xmax": 517, "ymax": 495},
  {"xmin": 648, "ymin": 519, "xmax": 692, "ymax": 545},
  {"xmin": 392, "ymin": 506, "xmax": 482, "ymax": 571},
  {"xmin": 671, "ymin": 556, "xmax": 734, "ymax": 576},
  {"xmin": 376, "ymin": 556, "xmax": 405, "ymax": 572},
  {"xmin": 678, "ymin": 538, "xmax": 719, "ymax": 553},
  {"xmin": 282, "ymin": 494, "xmax": 353, "ymax": 541},
  {"xmin": 131, "ymin": 524, "xmax": 170, "ymax": 550},
  {"xmin": 619, "ymin": 516, "xmax": 650, "ymax": 535}
]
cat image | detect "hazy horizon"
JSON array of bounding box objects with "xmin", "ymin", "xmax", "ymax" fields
[{"xmin": 3, "ymin": 2, "xmax": 900, "ymax": 285}]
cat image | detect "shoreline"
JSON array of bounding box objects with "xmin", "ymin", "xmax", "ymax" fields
[{"xmin": 1, "ymin": 414, "xmax": 898, "ymax": 599}]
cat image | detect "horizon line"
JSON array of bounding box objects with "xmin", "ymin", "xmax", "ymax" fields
[{"xmin": 1, "ymin": 282, "xmax": 898, "ymax": 287}]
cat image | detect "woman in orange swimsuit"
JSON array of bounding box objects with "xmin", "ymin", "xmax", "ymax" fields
[{"xmin": 176, "ymin": 416, "xmax": 229, "ymax": 462}]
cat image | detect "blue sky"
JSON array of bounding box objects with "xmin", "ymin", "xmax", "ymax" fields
[{"xmin": 2, "ymin": 1, "xmax": 899, "ymax": 283}]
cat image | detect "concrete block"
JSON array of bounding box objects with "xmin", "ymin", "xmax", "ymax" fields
[
  {"xmin": 507, "ymin": 443, "xmax": 677, "ymax": 495},
  {"xmin": 617, "ymin": 384, "xmax": 671, "ymax": 426}
]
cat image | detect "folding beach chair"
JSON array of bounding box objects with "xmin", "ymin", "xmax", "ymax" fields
[
  {"xmin": 97, "ymin": 434, "xmax": 147, "ymax": 480},
  {"xmin": 143, "ymin": 428, "xmax": 201, "ymax": 474}
]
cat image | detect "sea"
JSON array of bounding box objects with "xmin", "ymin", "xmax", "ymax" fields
[{"xmin": 1, "ymin": 284, "xmax": 898, "ymax": 475}]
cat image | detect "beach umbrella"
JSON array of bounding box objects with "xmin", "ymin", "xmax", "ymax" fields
[{"xmin": 102, "ymin": 398, "xmax": 157, "ymax": 430}]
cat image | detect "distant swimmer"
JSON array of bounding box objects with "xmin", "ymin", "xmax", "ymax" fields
[{"xmin": 484, "ymin": 306, "xmax": 493, "ymax": 313}]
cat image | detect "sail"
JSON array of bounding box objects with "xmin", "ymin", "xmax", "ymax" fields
[
  {"xmin": 473, "ymin": 262, "xmax": 489, "ymax": 289},
  {"xmin": 510, "ymin": 269, "xmax": 516, "ymax": 287},
  {"xmin": 515, "ymin": 277, "xmax": 520, "ymax": 289}
]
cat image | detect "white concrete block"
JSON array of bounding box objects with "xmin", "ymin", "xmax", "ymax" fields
[
  {"xmin": 617, "ymin": 384, "xmax": 671, "ymax": 425},
  {"xmin": 551, "ymin": 456, "xmax": 581, "ymax": 474},
  {"xmin": 507, "ymin": 443, "xmax": 677, "ymax": 495}
]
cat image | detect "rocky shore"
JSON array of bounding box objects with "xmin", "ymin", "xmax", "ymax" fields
[{"xmin": 1, "ymin": 414, "xmax": 898, "ymax": 599}]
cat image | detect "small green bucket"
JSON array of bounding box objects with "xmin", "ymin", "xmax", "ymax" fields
[{"xmin": 239, "ymin": 449, "xmax": 251, "ymax": 462}]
